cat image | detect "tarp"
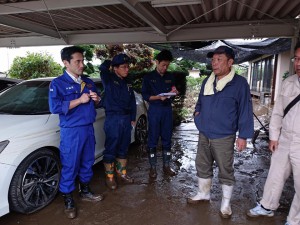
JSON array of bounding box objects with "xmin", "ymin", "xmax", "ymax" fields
[{"xmin": 148, "ymin": 38, "xmax": 292, "ymax": 64}]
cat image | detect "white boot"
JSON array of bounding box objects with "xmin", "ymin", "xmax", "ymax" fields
[
  {"xmin": 220, "ymin": 184, "xmax": 233, "ymax": 218},
  {"xmin": 187, "ymin": 178, "xmax": 211, "ymax": 204}
]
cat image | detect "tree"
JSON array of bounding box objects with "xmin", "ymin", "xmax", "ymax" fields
[{"xmin": 8, "ymin": 52, "xmax": 62, "ymax": 80}]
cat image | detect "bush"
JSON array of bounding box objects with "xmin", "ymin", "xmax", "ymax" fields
[{"xmin": 8, "ymin": 52, "xmax": 62, "ymax": 80}]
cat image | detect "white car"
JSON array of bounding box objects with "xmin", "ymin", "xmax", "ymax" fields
[{"xmin": 0, "ymin": 77, "xmax": 148, "ymax": 217}]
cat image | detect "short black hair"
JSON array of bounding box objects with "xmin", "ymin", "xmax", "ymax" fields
[
  {"xmin": 155, "ymin": 49, "xmax": 173, "ymax": 62},
  {"xmin": 294, "ymin": 41, "xmax": 300, "ymax": 52},
  {"xmin": 61, "ymin": 46, "xmax": 84, "ymax": 62}
]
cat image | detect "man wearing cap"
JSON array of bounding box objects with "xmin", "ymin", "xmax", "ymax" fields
[
  {"xmin": 99, "ymin": 53, "xmax": 136, "ymax": 190},
  {"xmin": 187, "ymin": 46, "xmax": 253, "ymax": 219},
  {"xmin": 142, "ymin": 49, "xmax": 179, "ymax": 178}
]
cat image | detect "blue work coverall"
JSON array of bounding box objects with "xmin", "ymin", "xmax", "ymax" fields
[
  {"xmin": 141, "ymin": 70, "xmax": 175, "ymax": 166},
  {"xmin": 99, "ymin": 60, "xmax": 137, "ymax": 163},
  {"xmin": 49, "ymin": 72, "xmax": 99, "ymax": 194}
]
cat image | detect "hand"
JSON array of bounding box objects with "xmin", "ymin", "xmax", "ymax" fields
[
  {"xmin": 131, "ymin": 121, "xmax": 136, "ymax": 128},
  {"xmin": 269, "ymin": 140, "xmax": 278, "ymax": 153},
  {"xmin": 89, "ymin": 90, "xmax": 100, "ymax": 103},
  {"xmin": 235, "ymin": 138, "xmax": 246, "ymax": 152},
  {"xmin": 194, "ymin": 112, "xmax": 200, "ymax": 117},
  {"xmin": 79, "ymin": 93, "xmax": 90, "ymax": 104},
  {"xmin": 160, "ymin": 96, "xmax": 167, "ymax": 101},
  {"xmin": 171, "ymin": 86, "xmax": 179, "ymax": 95}
]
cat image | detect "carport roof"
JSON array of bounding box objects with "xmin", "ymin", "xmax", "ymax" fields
[{"xmin": 0, "ymin": 0, "xmax": 299, "ymax": 47}]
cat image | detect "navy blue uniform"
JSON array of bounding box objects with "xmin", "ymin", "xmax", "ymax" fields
[
  {"xmin": 49, "ymin": 72, "xmax": 99, "ymax": 194},
  {"xmin": 99, "ymin": 60, "xmax": 137, "ymax": 163},
  {"xmin": 142, "ymin": 70, "xmax": 175, "ymax": 166}
]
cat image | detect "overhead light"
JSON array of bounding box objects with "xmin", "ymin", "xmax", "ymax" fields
[{"xmin": 151, "ymin": 0, "xmax": 201, "ymax": 8}]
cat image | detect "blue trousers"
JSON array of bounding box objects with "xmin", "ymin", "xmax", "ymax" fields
[
  {"xmin": 59, "ymin": 125, "xmax": 95, "ymax": 194},
  {"xmin": 103, "ymin": 114, "xmax": 131, "ymax": 163},
  {"xmin": 147, "ymin": 105, "xmax": 173, "ymax": 149}
]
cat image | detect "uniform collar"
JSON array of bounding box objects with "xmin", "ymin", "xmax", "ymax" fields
[{"xmin": 65, "ymin": 70, "xmax": 82, "ymax": 84}]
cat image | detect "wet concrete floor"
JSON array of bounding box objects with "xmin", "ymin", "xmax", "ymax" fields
[{"xmin": 0, "ymin": 103, "xmax": 294, "ymax": 225}]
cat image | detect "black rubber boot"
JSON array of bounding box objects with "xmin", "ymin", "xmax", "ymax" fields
[
  {"xmin": 148, "ymin": 148, "xmax": 157, "ymax": 178},
  {"xmin": 162, "ymin": 147, "xmax": 176, "ymax": 176},
  {"xmin": 79, "ymin": 182, "xmax": 104, "ymax": 202},
  {"xmin": 62, "ymin": 193, "xmax": 76, "ymax": 219}
]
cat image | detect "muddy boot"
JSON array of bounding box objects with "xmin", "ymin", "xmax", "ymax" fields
[
  {"xmin": 116, "ymin": 158, "xmax": 134, "ymax": 184},
  {"xmin": 162, "ymin": 147, "xmax": 176, "ymax": 176},
  {"xmin": 220, "ymin": 184, "xmax": 233, "ymax": 219},
  {"xmin": 104, "ymin": 163, "xmax": 117, "ymax": 190},
  {"xmin": 187, "ymin": 178, "xmax": 211, "ymax": 204},
  {"xmin": 62, "ymin": 193, "xmax": 76, "ymax": 219},
  {"xmin": 79, "ymin": 182, "xmax": 104, "ymax": 202},
  {"xmin": 148, "ymin": 148, "xmax": 157, "ymax": 178},
  {"xmin": 149, "ymin": 166, "xmax": 157, "ymax": 178}
]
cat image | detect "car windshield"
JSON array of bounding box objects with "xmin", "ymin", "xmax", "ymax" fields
[{"xmin": 0, "ymin": 80, "xmax": 50, "ymax": 115}]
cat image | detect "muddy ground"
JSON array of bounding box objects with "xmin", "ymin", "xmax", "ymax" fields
[{"xmin": 0, "ymin": 99, "xmax": 294, "ymax": 225}]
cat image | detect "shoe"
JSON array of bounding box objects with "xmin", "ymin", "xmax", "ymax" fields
[
  {"xmin": 117, "ymin": 174, "xmax": 134, "ymax": 184},
  {"xmin": 163, "ymin": 166, "xmax": 176, "ymax": 176},
  {"xmin": 247, "ymin": 203, "xmax": 274, "ymax": 217},
  {"xmin": 104, "ymin": 163, "xmax": 118, "ymax": 190},
  {"xmin": 62, "ymin": 193, "xmax": 77, "ymax": 219},
  {"xmin": 220, "ymin": 185, "xmax": 233, "ymax": 219},
  {"xmin": 79, "ymin": 183, "xmax": 104, "ymax": 202},
  {"xmin": 187, "ymin": 192, "xmax": 210, "ymax": 204},
  {"xmin": 149, "ymin": 167, "xmax": 157, "ymax": 178},
  {"xmin": 187, "ymin": 178, "xmax": 211, "ymax": 204}
]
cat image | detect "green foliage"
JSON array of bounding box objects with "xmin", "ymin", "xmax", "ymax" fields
[
  {"xmin": 283, "ymin": 70, "xmax": 289, "ymax": 80},
  {"xmin": 8, "ymin": 52, "xmax": 62, "ymax": 80}
]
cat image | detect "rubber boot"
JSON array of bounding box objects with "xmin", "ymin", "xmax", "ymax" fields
[
  {"xmin": 104, "ymin": 163, "xmax": 117, "ymax": 190},
  {"xmin": 220, "ymin": 184, "xmax": 233, "ymax": 219},
  {"xmin": 187, "ymin": 178, "xmax": 211, "ymax": 204},
  {"xmin": 116, "ymin": 158, "xmax": 134, "ymax": 184},
  {"xmin": 162, "ymin": 147, "xmax": 176, "ymax": 176},
  {"xmin": 79, "ymin": 182, "xmax": 104, "ymax": 202},
  {"xmin": 148, "ymin": 148, "xmax": 157, "ymax": 178},
  {"xmin": 62, "ymin": 193, "xmax": 76, "ymax": 219}
]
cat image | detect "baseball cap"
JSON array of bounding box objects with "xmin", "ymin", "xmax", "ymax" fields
[
  {"xmin": 207, "ymin": 46, "xmax": 235, "ymax": 60},
  {"xmin": 111, "ymin": 53, "xmax": 131, "ymax": 66}
]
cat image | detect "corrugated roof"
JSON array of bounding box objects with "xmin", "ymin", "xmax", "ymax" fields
[{"xmin": 0, "ymin": 0, "xmax": 299, "ymax": 47}]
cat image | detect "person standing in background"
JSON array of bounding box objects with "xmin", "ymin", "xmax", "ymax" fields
[
  {"xmin": 142, "ymin": 49, "xmax": 179, "ymax": 179},
  {"xmin": 99, "ymin": 53, "xmax": 136, "ymax": 190}
]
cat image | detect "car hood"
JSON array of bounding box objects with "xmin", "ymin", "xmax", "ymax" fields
[{"xmin": 0, "ymin": 114, "xmax": 52, "ymax": 141}]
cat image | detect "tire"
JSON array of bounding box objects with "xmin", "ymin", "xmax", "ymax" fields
[
  {"xmin": 135, "ymin": 115, "xmax": 148, "ymax": 144},
  {"xmin": 8, "ymin": 148, "xmax": 61, "ymax": 214}
]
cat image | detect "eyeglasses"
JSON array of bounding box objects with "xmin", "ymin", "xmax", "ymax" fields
[
  {"xmin": 118, "ymin": 65, "xmax": 130, "ymax": 69},
  {"xmin": 291, "ymin": 57, "xmax": 300, "ymax": 63}
]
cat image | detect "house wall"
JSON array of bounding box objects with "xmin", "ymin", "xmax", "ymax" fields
[{"xmin": 274, "ymin": 51, "xmax": 290, "ymax": 101}]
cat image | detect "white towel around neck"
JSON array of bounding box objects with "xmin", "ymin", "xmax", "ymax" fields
[{"xmin": 203, "ymin": 67, "xmax": 235, "ymax": 96}]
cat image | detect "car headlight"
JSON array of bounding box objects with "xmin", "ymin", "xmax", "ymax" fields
[{"xmin": 0, "ymin": 140, "xmax": 9, "ymax": 154}]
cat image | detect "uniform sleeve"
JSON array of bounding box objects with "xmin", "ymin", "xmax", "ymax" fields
[
  {"xmin": 99, "ymin": 60, "xmax": 112, "ymax": 86},
  {"xmin": 141, "ymin": 75, "xmax": 151, "ymax": 102},
  {"xmin": 48, "ymin": 80, "xmax": 70, "ymax": 115},
  {"xmin": 131, "ymin": 91, "xmax": 137, "ymax": 121},
  {"xmin": 269, "ymin": 83, "xmax": 285, "ymax": 141},
  {"xmin": 237, "ymin": 79, "xmax": 254, "ymax": 139}
]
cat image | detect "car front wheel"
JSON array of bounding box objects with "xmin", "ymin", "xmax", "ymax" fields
[
  {"xmin": 8, "ymin": 148, "xmax": 61, "ymax": 214},
  {"xmin": 135, "ymin": 115, "xmax": 147, "ymax": 144}
]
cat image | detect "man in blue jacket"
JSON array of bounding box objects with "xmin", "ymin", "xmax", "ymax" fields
[
  {"xmin": 49, "ymin": 46, "xmax": 103, "ymax": 219},
  {"xmin": 142, "ymin": 49, "xmax": 178, "ymax": 178},
  {"xmin": 99, "ymin": 53, "xmax": 136, "ymax": 190},
  {"xmin": 187, "ymin": 46, "xmax": 254, "ymax": 219}
]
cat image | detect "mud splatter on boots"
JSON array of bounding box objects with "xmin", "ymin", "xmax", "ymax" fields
[
  {"xmin": 62, "ymin": 193, "xmax": 76, "ymax": 219},
  {"xmin": 116, "ymin": 158, "xmax": 134, "ymax": 184},
  {"xmin": 104, "ymin": 163, "xmax": 117, "ymax": 190},
  {"xmin": 79, "ymin": 182, "xmax": 104, "ymax": 202}
]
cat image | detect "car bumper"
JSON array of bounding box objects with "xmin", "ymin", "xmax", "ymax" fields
[{"xmin": 0, "ymin": 163, "xmax": 17, "ymax": 217}]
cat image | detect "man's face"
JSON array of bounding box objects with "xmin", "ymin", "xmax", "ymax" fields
[
  {"xmin": 114, "ymin": 64, "xmax": 129, "ymax": 78},
  {"xmin": 156, "ymin": 60, "xmax": 170, "ymax": 75},
  {"xmin": 63, "ymin": 52, "xmax": 85, "ymax": 78},
  {"xmin": 294, "ymin": 48, "xmax": 300, "ymax": 77},
  {"xmin": 211, "ymin": 54, "xmax": 233, "ymax": 77}
]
